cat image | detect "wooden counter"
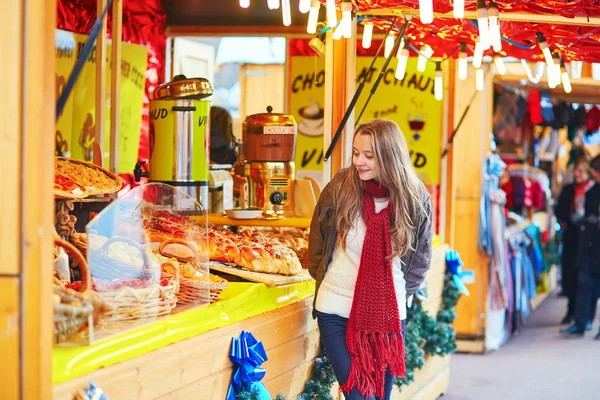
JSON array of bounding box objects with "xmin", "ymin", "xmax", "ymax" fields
[
  {"xmin": 53, "ymin": 246, "xmax": 451, "ymax": 400},
  {"xmin": 54, "ymin": 298, "xmax": 319, "ymax": 399}
]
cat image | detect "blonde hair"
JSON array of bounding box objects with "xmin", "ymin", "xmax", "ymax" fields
[{"xmin": 335, "ymin": 119, "xmax": 428, "ymax": 257}]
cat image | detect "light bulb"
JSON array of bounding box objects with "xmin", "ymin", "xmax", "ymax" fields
[
  {"xmin": 458, "ymin": 44, "xmax": 467, "ymax": 80},
  {"xmin": 454, "ymin": 0, "xmax": 464, "ymax": 18},
  {"xmin": 494, "ymin": 56, "xmax": 506, "ymax": 75},
  {"xmin": 419, "ymin": 0, "xmax": 434, "ymax": 24},
  {"xmin": 340, "ymin": 1, "xmax": 352, "ymax": 39},
  {"xmin": 282, "ymin": 0, "xmax": 291, "ymax": 26},
  {"xmin": 417, "ymin": 45, "xmax": 433, "ymax": 72},
  {"xmin": 434, "ymin": 64, "xmax": 443, "ymax": 101},
  {"xmin": 562, "ymin": 71, "xmax": 572, "ymax": 93},
  {"xmin": 396, "ymin": 47, "xmax": 409, "ymax": 80},
  {"xmin": 396, "ymin": 38, "xmax": 405, "ymax": 58},
  {"xmin": 476, "ymin": 68, "xmax": 484, "ymax": 91},
  {"xmin": 571, "ymin": 60, "xmax": 583, "ymax": 79},
  {"xmin": 385, "ymin": 33, "xmax": 396, "ymax": 58},
  {"xmin": 536, "ymin": 33, "xmax": 554, "ymax": 67},
  {"xmin": 306, "ymin": 1, "xmax": 320, "ymax": 34},
  {"xmin": 488, "ymin": 1, "xmax": 501, "ymax": 52},
  {"xmin": 268, "ymin": 0, "xmax": 280, "ymax": 10},
  {"xmin": 547, "ymin": 65, "xmax": 557, "ymax": 89},
  {"xmin": 473, "ymin": 40, "xmax": 484, "ymax": 69},
  {"xmin": 476, "ymin": 6, "xmax": 490, "ymax": 50},
  {"xmin": 362, "ymin": 22, "xmax": 373, "ymax": 49},
  {"xmin": 240, "ymin": 0, "xmax": 250, "ymax": 8},
  {"xmin": 299, "ymin": 0, "xmax": 311, "ymax": 14},
  {"xmin": 332, "ymin": 23, "xmax": 344, "ymax": 40},
  {"xmin": 326, "ymin": 0, "xmax": 337, "ymax": 28}
]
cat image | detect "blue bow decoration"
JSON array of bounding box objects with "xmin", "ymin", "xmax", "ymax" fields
[
  {"xmin": 446, "ymin": 250, "xmax": 470, "ymax": 296},
  {"xmin": 77, "ymin": 382, "xmax": 109, "ymax": 400},
  {"xmin": 226, "ymin": 330, "xmax": 271, "ymax": 400}
]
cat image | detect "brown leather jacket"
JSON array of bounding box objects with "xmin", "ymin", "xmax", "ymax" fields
[{"xmin": 307, "ymin": 168, "xmax": 433, "ymax": 317}]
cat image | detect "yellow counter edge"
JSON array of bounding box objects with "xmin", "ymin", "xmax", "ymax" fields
[{"xmin": 53, "ymin": 280, "xmax": 315, "ymax": 384}]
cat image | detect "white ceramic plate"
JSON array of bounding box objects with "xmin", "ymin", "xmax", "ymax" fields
[{"xmin": 225, "ymin": 209, "xmax": 264, "ymax": 220}]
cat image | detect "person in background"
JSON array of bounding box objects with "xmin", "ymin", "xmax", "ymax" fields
[
  {"xmin": 307, "ymin": 119, "xmax": 433, "ymax": 399},
  {"xmin": 592, "ymin": 156, "xmax": 600, "ymax": 340},
  {"xmin": 561, "ymin": 155, "xmax": 600, "ymax": 337},
  {"xmin": 209, "ymin": 106, "xmax": 237, "ymax": 165},
  {"xmin": 555, "ymin": 157, "xmax": 595, "ymax": 326}
]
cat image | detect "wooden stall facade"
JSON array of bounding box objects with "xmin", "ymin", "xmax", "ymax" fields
[{"xmin": 0, "ymin": 0, "xmax": 56, "ymax": 398}]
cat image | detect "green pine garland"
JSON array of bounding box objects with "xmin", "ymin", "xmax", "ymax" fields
[
  {"xmin": 237, "ymin": 272, "xmax": 461, "ymax": 399},
  {"xmin": 395, "ymin": 272, "xmax": 461, "ymax": 392}
]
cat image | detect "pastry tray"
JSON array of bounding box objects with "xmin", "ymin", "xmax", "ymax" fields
[{"xmin": 208, "ymin": 261, "xmax": 312, "ymax": 287}]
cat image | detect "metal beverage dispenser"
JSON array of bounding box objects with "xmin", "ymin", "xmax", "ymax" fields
[{"xmin": 135, "ymin": 75, "xmax": 212, "ymax": 210}]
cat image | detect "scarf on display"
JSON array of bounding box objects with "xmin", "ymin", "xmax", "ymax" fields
[
  {"xmin": 340, "ymin": 180, "xmax": 406, "ymax": 398},
  {"xmin": 573, "ymin": 181, "xmax": 594, "ymax": 219}
]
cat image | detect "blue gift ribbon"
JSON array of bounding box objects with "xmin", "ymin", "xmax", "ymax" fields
[
  {"xmin": 226, "ymin": 331, "xmax": 271, "ymax": 400},
  {"xmin": 446, "ymin": 250, "xmax": 470, "ymax": 296}
]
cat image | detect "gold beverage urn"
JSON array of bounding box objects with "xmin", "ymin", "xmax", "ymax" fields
[{"xmin": 241, "ymin": 106, "xmax": 297, "ymax": 218}]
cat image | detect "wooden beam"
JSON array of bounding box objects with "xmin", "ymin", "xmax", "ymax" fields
[
  {"xmin": 21, "ymin": 0, "xmax": 56, "ymax": 397},
  {"xmin": 359, "ymin": 8, "xmax": 600, "ymax": 27},
  {"xmin": 442, "ymin": 59, "xmax": 456, "ymax": 245},
  {"xmin": 167, "ymin": 25, "xmax": 308, "ymax": 37},
  {"xmin": 110, "ymin": 0, "xmax": 122, "ymax": 175},
  {"xmin": 95, "ymin": 0, "xmax": 108, "ymax": 167}
]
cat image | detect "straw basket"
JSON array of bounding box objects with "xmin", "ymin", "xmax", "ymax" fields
[
  {"xmin": 92, "ymin": 238, "xmax": 180, "ymax": 321},
  {"xmin": 158, "ymin": 238, "xmax": 228, "ymax": 305},
  {"xmin": 92, "ymin": 236, "xmax": 158, "ymax": 281},
  {"xmin": 53, "ymin": 238, "xmax": 111, "ymax": 344}
]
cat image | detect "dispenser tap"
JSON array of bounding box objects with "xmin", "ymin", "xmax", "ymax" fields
[{"xmin": 133, "ymin": 161, "xmax": 149, "ymax": 182}]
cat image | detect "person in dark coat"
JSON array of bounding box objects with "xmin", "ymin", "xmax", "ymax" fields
[
  {"xmin": 561, "ymin": 156, "xmax": 600, "ymax": 337},
  {"xmin": 555, "ymin": 157, "xmax": 596, "ymax": 325},
  {"xmin": 209, "ymin": 106, "xmax": 237, "ymax": 165}
]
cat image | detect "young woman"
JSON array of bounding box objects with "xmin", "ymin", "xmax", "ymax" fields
[
  {"xmin": 560, "ymin": 155, "xmax": 600, "ymax": 337},
  {"xmin": 555, "ymin": 157, "xmax": 596, "ymax": 327},
  {"xmin": 308, "ymin": 119, "xmax": 433, "ymax": 400}
]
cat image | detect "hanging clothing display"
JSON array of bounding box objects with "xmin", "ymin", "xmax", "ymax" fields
[
  {"xmin": 479, "ymin": 153, "xmax": 552, "ymax": 338},
  {"xmin": 479, "ymin": 154, "xmax": 510, "ymax": 311}
]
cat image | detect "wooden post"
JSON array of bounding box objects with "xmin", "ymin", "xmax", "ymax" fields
[
  {"xmin": 0, "ymin": 0, "xmax": 55, "ymax": 398},
  {"xmin": 448, "ymin": 63, "xmax": 492, "ymax": 340},
  {"xmin": 110, "ymin": 0, "xmax": 122, "ymax": 175},
  {"xmin": 441, "ymin": 59, "xmax": 456, "ymax": 244},
  {"xmin": 95, "ymin": 0, "xmax": 108, "ymax": 167},
  {"xmin": 326, "ymin": 20, "xmax": 357, "ymax": 179}
]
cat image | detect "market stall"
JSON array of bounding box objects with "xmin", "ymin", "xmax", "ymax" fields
[{"xmin": 17, "ymin": 0, "xmax": 600, "ymax": 398}]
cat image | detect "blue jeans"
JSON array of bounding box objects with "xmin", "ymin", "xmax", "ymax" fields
[{"xmin": 316, "ymin": 311, "xmax": 406, "ymax": 400}]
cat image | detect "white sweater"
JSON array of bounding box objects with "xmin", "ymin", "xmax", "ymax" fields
[{"xmin": 315, "ymin": 199, "xmax": 407, "ymax": 320}]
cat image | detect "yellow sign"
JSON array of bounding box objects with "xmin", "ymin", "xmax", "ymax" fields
[
  {"xmin": 55, "ymin": 30, "xmax": 76, "ymax": 157},
  {"xmin": 288, "ymin": 56, "xmax": 442, "ymax": 185},
  {"xmin": 288, "ymin": 57, "xmax": 327, "ymax": 171},
  {"xmin": 55, "ymin": 29, "xmax": 148, "ymax": 173}
]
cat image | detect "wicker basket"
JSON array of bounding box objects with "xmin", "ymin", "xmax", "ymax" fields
[
  {"xmin": 158, "ymin": 238, "xmax": 228, "ymax": 304},
  {"xmin": 91, "ymin": 236, "xmax": 158, "ymax": 281},
  {"xmin": 52, "ymin": 238, "xmax": 111, "ymax": 344},
  {"xmin": 94, "ymin": 238, "xmax": 180, "ymax": 322}
]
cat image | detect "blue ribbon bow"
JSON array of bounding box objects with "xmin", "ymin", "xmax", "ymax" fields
[
  {"xmin": 446, "ymin": 249, "xmax": 470, "ymax": 296},
  {"xmin": 226, "ymin": 331, "xmax": 271, "ymax": 400}
]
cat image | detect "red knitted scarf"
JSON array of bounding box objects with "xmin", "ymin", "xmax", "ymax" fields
[{"xmin": 340, "ymin": 180, "xmax": 406, "ymax": 398}]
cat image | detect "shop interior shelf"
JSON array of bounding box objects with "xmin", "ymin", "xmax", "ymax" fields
[{"xmin": 198, "ymin": 214, "xmax": 312, "ymax": 229}]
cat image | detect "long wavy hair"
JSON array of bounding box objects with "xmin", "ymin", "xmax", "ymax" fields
[{"xmin": 335, "ymin": 119, "xmax": 428, "ymax": 258}]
